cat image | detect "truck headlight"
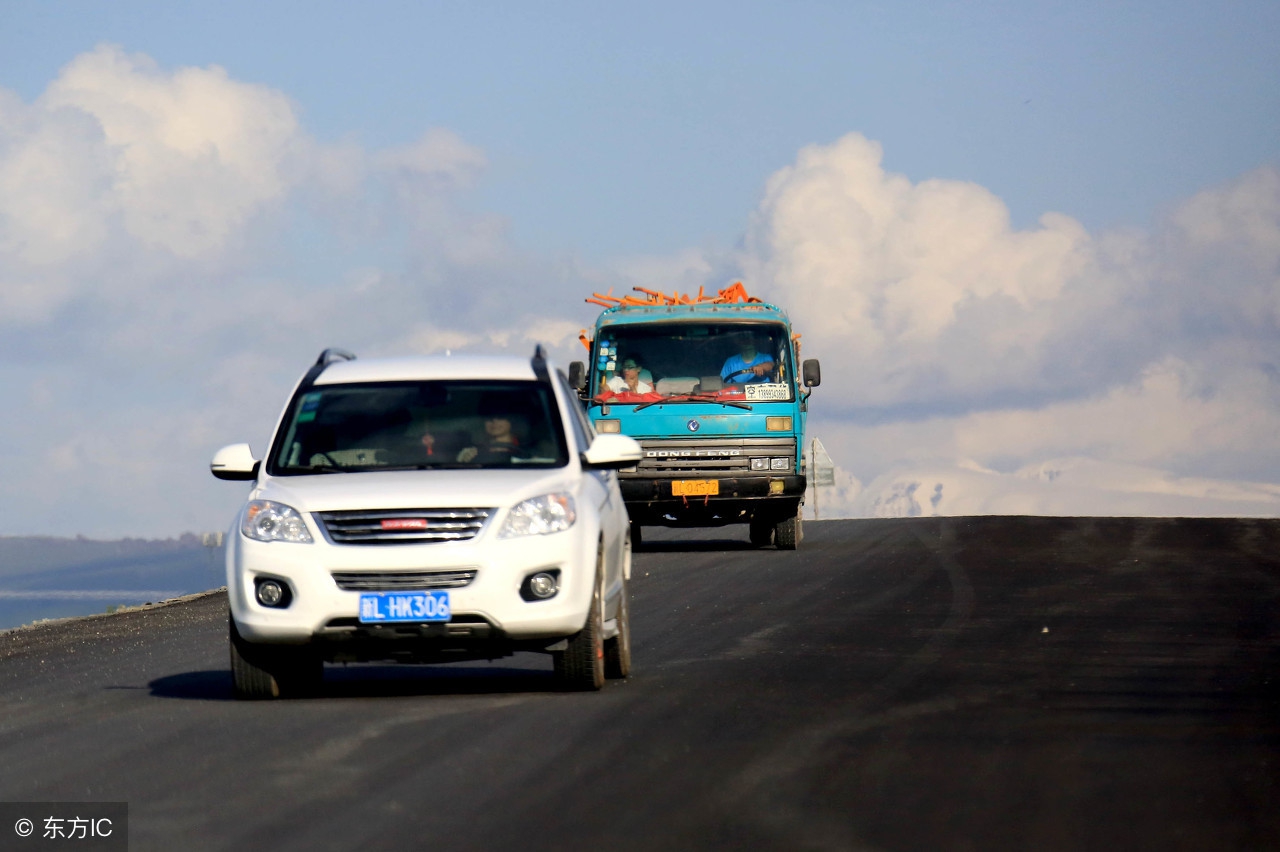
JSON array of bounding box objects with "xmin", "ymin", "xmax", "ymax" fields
[
  {"xmin": 751, "ymin": 457, "xmax": 769, "ymax": 471},
  {"xmin": 770, "ymin": 457, "xmax": 791, "ymax": 471},
  {"xmin": 499, "ymin": 493, "xmax": 577, "ymax": 538},
  {"xmin": 242, "ymin": 500, "xmax": 313, "ymax": 543}
]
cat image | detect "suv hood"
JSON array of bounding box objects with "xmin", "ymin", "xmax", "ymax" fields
[{"xmin": 253, "ymin": 468, "xmax": 577, "ymax": 513}]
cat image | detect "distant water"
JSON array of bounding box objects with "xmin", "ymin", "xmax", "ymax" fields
[
  {"xmin": 0, "ymin": 590, "xmax": 185, "ymax": 632},
  {"xmin": 0, "ymin": 533, "xmax": 226, "ymax": 632}
]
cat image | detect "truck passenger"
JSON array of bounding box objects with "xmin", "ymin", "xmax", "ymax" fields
[{"xmin": 606, "ymin": 358, "xmax": 654, "ymax": 394}]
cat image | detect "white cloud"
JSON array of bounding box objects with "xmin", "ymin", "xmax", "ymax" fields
[
  {"xmin": 0, "ymin": 47, "xmax": 614, "ymax": 536},
  {"xmin": 374, "ymin": 128, "xmax": 487, "ymax": 187},
  {"xmin": 40, "ymin": 45, "xmax": 301, "ymax": 257},
  {"xmin": 815, "ymin": 458, "xmax": 1280, "ymax": 520},
  {"xmin": 733, "ymin": 132, "xmax": 1280, "ymax": 512},
  {"xmin": 742, "ymin": 132, "xmax": 1280, "ymax": 422},
  {"xmin": 2, "ymin": 50, "xmax": 1276, "ymax": 534}
]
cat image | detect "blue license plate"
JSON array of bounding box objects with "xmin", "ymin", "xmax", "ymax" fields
[{"xmin": 358, "ymin": 591, "xmax": 451, "ymax": 623}]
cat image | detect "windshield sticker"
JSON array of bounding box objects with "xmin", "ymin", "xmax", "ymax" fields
[
  {"xmin": 744, "ymin": 383, "xmax": 790, "ymax": 401},
  {"xmin": 297, "ymin": 411, "xmax": 317, "ymax": 423},
  {"xmin": 301, "ymin": 392, "xmax": 322, "ymax": 411}
]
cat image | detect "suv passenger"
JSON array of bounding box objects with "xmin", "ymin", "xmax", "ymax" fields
[{"xmin": 210, "ymin": 347, "xmax": 641, "ymax": 698}]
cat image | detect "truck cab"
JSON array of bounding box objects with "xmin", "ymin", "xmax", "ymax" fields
[{"xmin": 571, "ymin": 287, "xmax": 820, "ymax": 549}]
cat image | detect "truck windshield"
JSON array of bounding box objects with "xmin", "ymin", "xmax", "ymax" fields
[
  {"xmin": 268, "ymin": 380, "xmax": 569, "ymax": 475},
  {"xmin": 591, "ymin": 323, "xmax": 794, "ymax": 404}
]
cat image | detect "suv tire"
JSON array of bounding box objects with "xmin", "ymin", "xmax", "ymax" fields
[
  {"xmin": 230, "ymin": 619, "xmax": 322, "ymax": 700},
  {"xmin": 604, "ymin": 579, "xmax": 631, "ymax": 679},
  {"xmin": 554, "ymin": 548, "xmax": 606, "ymax": 690}
]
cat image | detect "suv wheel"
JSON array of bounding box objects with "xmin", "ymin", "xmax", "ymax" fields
[
  {"xmin": 604, "ymin": 575, "xmax": 632, "ymax": 679},
  {"xmin": 554, "ymin": 548, "xmax": 606, "ymax": 690},
  {"xmin": 230, "ymin": 619, "xmax": 322, "ymax": 700}
]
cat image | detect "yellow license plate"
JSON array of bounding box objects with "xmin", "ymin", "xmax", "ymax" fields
[{"xmin": 672, "ymin": 479, "xmax": 719, "ymax": 497}]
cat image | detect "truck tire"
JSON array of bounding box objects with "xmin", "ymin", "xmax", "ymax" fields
[
  {"xmin": 604, "ymin": 576, "xmax": 631, "ymax": 679},
  {"xmin": 749, "ymin": 517, "xmax": 773, "ymax": 547},
  {"xmin": 230, "ymin": 620, "xmax": 321, "ymax": 700},
  {"xmin": 554, "ymin": 550, "xmax": 606, "ymax": 690},
  {"xmin": 774, "ymin": 512, "xmax": 803, "ymax": 550}
]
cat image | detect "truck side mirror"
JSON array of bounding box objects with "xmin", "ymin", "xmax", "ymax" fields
[
  {"xmin": 568, "ymin": 361, "xmax": 587, "ymax": 392},
  {"xmin": 802, "ymin": 359, "xmax": 821, "ymax": 388}
]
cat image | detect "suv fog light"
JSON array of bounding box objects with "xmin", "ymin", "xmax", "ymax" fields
[
  {"xmin": 521, "ymin": 570, "xmax": 561, "ymax": 601},
  {"xmin": 770, "ymin": 457, "xmax": 791, "ymax": 470},
  {"xmin": 750, "ymin": 457, "xmax": 769, "ymax": 471},
  {"xmin": 255, "ymin": 578, "xmax": 290, "ymax": 608}
]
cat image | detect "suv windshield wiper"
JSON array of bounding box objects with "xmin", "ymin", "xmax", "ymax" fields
[{"xmin": 633, "ymin": 393, "xmax": 753, "ymax": 412}]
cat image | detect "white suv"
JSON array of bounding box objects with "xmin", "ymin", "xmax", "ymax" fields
[{"xmin": 210, "ymin": 347, "xmax": 641, "ymax": 699}]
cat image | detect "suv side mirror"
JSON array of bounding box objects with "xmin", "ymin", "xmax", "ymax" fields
[
  {"xmin": 580, "ymin": 434, "xmax": 642, "ymax": 470},
  {"xmin": 211, "ymin": 443, "xmax": 260, "ymax": 481},
  {"xmin": 802, "ymin": 359, "xmax": 821, "ymax": 388},
  {"xmin": 568, "ymin": 361, "xmax": 587, "ymax": 393}
]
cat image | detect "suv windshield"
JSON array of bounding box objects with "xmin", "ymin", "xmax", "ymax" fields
[
  {"xmin": 591, "ymin": 322, "xmax": 794, "ymax": 404},
  {"xmin": 268, "ymin": 380, "xmax": 569, "ymax": 475}
]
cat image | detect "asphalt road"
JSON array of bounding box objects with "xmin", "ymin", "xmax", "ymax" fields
[{"xmin": 1, "ymin": 517, "xmax": 1277, "ymax": 851}]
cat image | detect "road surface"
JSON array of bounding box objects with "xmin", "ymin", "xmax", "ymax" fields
[{"xmin": 1, "ymin": 517, "xmax": 1277, "ymax": 850}]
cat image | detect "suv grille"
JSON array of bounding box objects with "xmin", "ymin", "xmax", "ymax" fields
[
  {"xmin": 626, "ymin": 437, "xmax": 796, "ymax": 478},
  {"xmin": 317, "ymin": 508, "xmax": 493, "ymax": 544},
  {"xmin": 331, "ymin": 570, "xmax": 477, "ymax": 591}
]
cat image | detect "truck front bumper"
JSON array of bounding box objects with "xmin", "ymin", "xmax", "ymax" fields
[{"xmin": 619, "ymin": 474, "xmax": 806, "ymax": 526}]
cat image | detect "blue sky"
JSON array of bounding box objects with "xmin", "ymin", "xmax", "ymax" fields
[
  {"xmin": 4, "ymin": 1, "xmax": 1276, "ymax": 257},
  {"xmin": 0, "ymin": 1, "xmax": 1278, "ymax": 534}
]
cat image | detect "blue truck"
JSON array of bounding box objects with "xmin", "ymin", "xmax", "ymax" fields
[{"xmin": 568, "ymin": 284, "xmax": 821, "ymax": 549}]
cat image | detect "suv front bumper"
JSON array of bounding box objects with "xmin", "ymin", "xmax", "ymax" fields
[{"xmin": 226, "ymin": 522, "xmax": 599, "ymax": 646}]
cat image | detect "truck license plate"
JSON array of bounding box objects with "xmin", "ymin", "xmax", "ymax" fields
[
  {"xmin": 672, "ymin": 479, "xmax": 719, "ymax": 497},
  {"xmin": 358, "ymin": 591, "xmax": 451, "ymax": 623}
]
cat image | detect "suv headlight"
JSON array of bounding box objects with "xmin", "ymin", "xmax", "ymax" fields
[
  {"xmin": 498, "ymin": 493, "xmax": 576, "ymax": 538},
  {"xmin": 242, "ymin": 500, "xmax": 314, "ymax": 543}
]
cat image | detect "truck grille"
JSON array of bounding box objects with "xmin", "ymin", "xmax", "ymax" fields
[
  {"xmin": 331, "ymin": 570, "xmax": 477, "ymax": 591},
  {"xmin": 316, "ymin": 508, "xmax": 493, "ymax": 544},
  {"xmin": 626, "ymin": 438, "xmax": 796, "ymax": 478}
]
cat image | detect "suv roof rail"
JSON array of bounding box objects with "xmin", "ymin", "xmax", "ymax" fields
[
  {"xmin": 315, "ymin": 348, "xmax": 356, "ymax": 367},
  {"xmin": 298, "ymin": 347, "xmax": 356, "ymax": 392},
  {"xmin": 531, "ymin": 344, "xmax": 551, "ymax": 384}
]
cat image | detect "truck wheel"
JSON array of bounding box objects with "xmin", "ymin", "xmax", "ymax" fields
[
  {"xmin": 604, "ymin": 576, "xmax": 632, "ymax": 679},
  {"xmin": 230, "ymin": 620, "xmax": 321, "ymax": 700},
  {"xmin": 554, "ymin": 552, "xmax": 606, "ymax": 690},
  {"xmin": 774, "ymin": 512, "xmax": 803, "ymax": 550},
  {"xmin": 749, "ymin": 517, "xmax": 773, "ymax": 547}
]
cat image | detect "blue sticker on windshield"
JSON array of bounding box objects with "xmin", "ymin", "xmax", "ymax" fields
[{"xmin": 301, "ymin": 392, "xmax": 322, "ymax": 411}]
